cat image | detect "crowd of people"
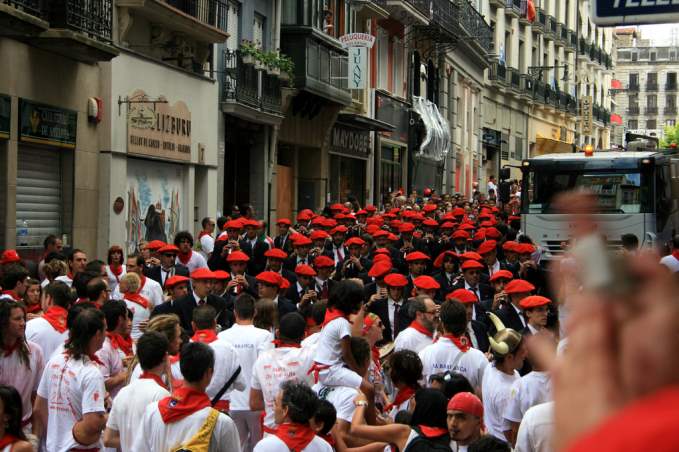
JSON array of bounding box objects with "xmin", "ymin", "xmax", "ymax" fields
[{"xmin": 0, "ymin": 188, "xmax": 678, "ymax": 452}]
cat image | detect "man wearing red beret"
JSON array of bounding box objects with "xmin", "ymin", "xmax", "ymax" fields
[
  {"xmin": 451, "ymin": 260, "xmax": 493, "ymax": 327},
  {"xmin": 447, "ymin": 392, "xmax": 484, "ymax": 450},
  {"xmin": 273, "ymin": 219, "xmax": 294, "ymax": 254},
  {"xmin": 239, "ymin": 219, "xmax": 271, "ymax": 276}
]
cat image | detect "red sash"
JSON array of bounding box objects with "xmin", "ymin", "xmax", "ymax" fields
[
  {"xmin": 140, "ymin": 371, "xmax": 169, "ymax": 391},
  {"xmin": 0, "ymin": 290, "xmax": 20, "ymax": 301},
  {"xmin": 275, "ymin": 423, "xmax": 317, "ymax": 452},
  {"xmin": 0, "ymin": 434, "xmax": 19, "ymax": 450},
  {"xmin": 42, "ymin": 306, "xmax": 68, "ymax": 333},
  {"xmin": 386, "ymin": 386, "xmax": 416, "ymax": 412},
  {"xmin": 322, "ymin": 308, "xmax": 349, "ymax": 327},
  {"xmin": 106, "ymin": 332, "xmax": 133, "ymax": 357},
  {"xmin": 408, "ymin": 320, "xmax": 433, "ymax": 338},
  {"xmin": 441, "ymin": 334, "xmax": 471, "ymax": 352},
  {"xmin": 124, "ymin": 292, "xmax": 149, "ymax": 310},
  {"xmin": 177, "ymin": 250, "xmax": 193, "ymax": 266},
  {"xmin": 109, "ymin": 264, "xmax": 123, "ymax": 282},
  {"xmin": 191, "ymin": 329, "xmax": 218, "ymax": 344},
  {"xmin": 158, "ymin": 387, "xmax": 211, "ymax": 424}
]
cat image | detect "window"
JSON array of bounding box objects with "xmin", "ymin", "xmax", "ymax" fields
[
  {"xmin": 225, "ymin": 1, "xmax": 240, "ymax": 50},
  {"xmin": 667, "ymin": 119, "xmax": 676, "ymax": 127},
  {"xmin": 647, "ymin": 72, "xmax": 657, "ymax": 84},
  {"xmin": 629, "ymin": 73, "xmax": 639, "ymax": 87},
  {"xmin": 666, "ymin": 95, "xmax": 676, "ymax": 107},
  {"xmin": 647, "ymin": 95, "xmax": 657, "ymax": 107},
  {"xmin": 393, "ymin": 37, "xmax": 404, "ymax": 97},
  {"xmin": 253, "ymin": 14, "xmax": 264, "ymax": 48},
  {"xmin": 667, "ymin": 72, "xmax": 677, "ymax": 87},
  {"xmin": 377, "ymin": 27, "xmax": 389, "ymax": 91},
  {"xmin": 617, "ymin": 50, "xmax": 631, "ymax": 60},
  {"xmin": 515, "ymin": 136, "xmax": 524, "ymax": 161},
  {"xmin": 632, "ymin": 51, "xmax": 638, "ymax": 62},
  {"xmin": 640, "ymin": 48, "xmax": 649, "ymax": 60},
  {"xmin": 380, "ymin": 146, "xmax": 403, "ymax": 196},
  {"xmin": 628, "ymin": 119, "xmax": 638, "ymax": 129},
  {"xmin": 647, "ymin": 119, "xmax": 657, "ymax": 129}
]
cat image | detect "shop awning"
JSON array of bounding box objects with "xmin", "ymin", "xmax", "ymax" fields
[
  {"xmin": 534, "ymin": 135, "xmax": 574, "ymax": 155},
  {"xmin": 336, "ymin": 113, "xmax": 395, "ymax": 132},
  {"xmin": 412, "ymin": 96, "xmax": 451, "ymax": 162}
]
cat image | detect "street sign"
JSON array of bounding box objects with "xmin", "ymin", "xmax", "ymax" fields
[{"xmin": 591, "ymin": 0, "xmax": 679, "ymax": 26}]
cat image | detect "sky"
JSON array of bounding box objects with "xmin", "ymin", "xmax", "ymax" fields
[{"xmin": 637, "ymin": 24, "xmax": 679, "ymax": 46}]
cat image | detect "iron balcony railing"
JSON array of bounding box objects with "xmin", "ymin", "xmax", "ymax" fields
[
  {"xmin": 547, "ymin": 15, "xmax": 557, "ymax": 35},
  {"xmin": 166, "ymin": 0, "xmax": 229, "ymax": 31},
  {"xmin": 627, "ymin": 106, "xmax": 640, "ymax": 115},
  {"xmin": 509, "ymin": 67, "xmax": 521, "ymax": 90},
  {"xmin": 221, "ymin": 49, "xmax": 282, "ymax": 114},
  {"xmin": 558, "ymin": 91, "xmax": 569, "ymax": 110},
  {"xmin": 559, "ymin": 23, "xmax": 568, "ymax": 42},
  {"xmin": 431, "ymin": 0, "xmax": 455, "ymax": 30},
  {"xmin": 405, "ymin": 0, "xmax": 433, "ymax": 17},
  {"xmin": 646, "ymin": 82, "xmax": 659, "ymax": 91},
  {"xmin": 1, "ymin": 0, "xmax": 45, "ymax": 18},
  {"xmin": 49, "ymin": 0, "xmax": 113, "ymax": 41},
  {"xmin": 370, "ymin": 0, "xmax": 388, "ymax": 7},
  {"xmin": 537, "ymin": 8, "xmax": 546, "ymax": 28},
  {"xmin": 645, "ymin": 106, "xmax": 658, "ymax": 115},
  {"xmin": 568, "ymin": 30, "xmax": 577, "ymax": 48},
  {"xmin": 457, "ymin": 0, "xmax": 493, "ymax": 52},
  {"xmin": 666, "ymin": 81, "xmax": 678, "ymax": 91},
  {"xmin": 664, "ymin": 106, "xmax": 677, "ymax": 115},
  {"xmin": 628, "ymin": 83, "xmax": 640, "ymax": 92}
]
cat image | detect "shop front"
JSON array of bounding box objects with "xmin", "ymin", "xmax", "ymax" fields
[
  {"xmin": 374, "ymin": 90, "xmax": 409, "ymax": 206},
  {"xmin": 328, "ymin": 123, "xmax": 370, "ymax": 206}
]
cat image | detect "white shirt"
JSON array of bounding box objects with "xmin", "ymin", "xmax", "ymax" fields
[
  {"xmin": 0, "ymin": 341, "xmax": 44, "ymax": 423},
  {"xmin": 387, "ymin": 298, "xmax": 404, "ymax": 334},
  {"xmin": 251, "ymin": 346, "xmax": 316, "ymax": 428},
  {"xmin": 96, "ymin": 337, "xmax": 125, "ymax": 398},
  {"xmin": 132, "ymin": 404, "xmax": 241, "ymax": 452},
  {"xmin": 515, "ymin": 402, "xmax": 554, "ymax": 452},
  {"xmin": 176, "ymin": 251, "xmax": 209, "ymax": 273},
  {"xmin": 488, "ymin": 259, "xmax": 500, "ymax": 276},
  {"xmin": 481, "ymin": 364, "xmax": 520, "ymax": 440},
  {"xmin": 660, "ymin": 253, "xmax": 679, "ymax": 272},
  {"xmin": 105, "ymin": 265, "xmax": 126, "ymax": 293},
  {"xmin": 54, "ymin": 274, "xmax": 73, "ymax": 287},
  {"xmin": 488, "ymin": 181, "xmax": 497, "ymax": 193},
  {"xmin": 205, "ymin": 339, "xmax": 247, "ymax": 404},
  {"xmin": 301, "ymin": 332, "xmax": 321, "ymax": 349},
  {"xmin": 418, "ymin": 337, "xmax": 488, "ymax": 389},
  {"xmin": 394, "ymin": 326, "xmax": 433, "ymax": 353},
  {"xmin": 313, "ymin": 383, "xmax": 359, "ymax": 423},
  {"xmin": 504, "ymin": 371, "xmax": 552, "ymax": 423},
  {"xmin": 26, "ymin": 316, "xmax": 68, "ymax": 360},
  {"xmin": 464, "ymin": 282, "xmax": 481, "ymax": 318},
  {"xmin": 314, "ymin": 317, "xmax": 352, "ymax": 366},
  {"xmin": 111, "ymin": 275, "xmax": 163, "ymax": 309},
  {"xmin": 217, "ymin": 324, "xmax": 273, "ymax": 411},
  {"xmin": 37, "ymin": 352, "xmax": 106, "ymax": 452},
  {"xmin": 124, "ymin": 298, "xmax": 151, "ymax": 340},
  {"xmin": 200, "ymin": 234, "xmax": 216, "ymax": 257},
  {"xmin": 255, "ymin": 434, "xmax": 333, "ymax": 452},
  {"xmin": 107, "ymin": 377, "xmax": 170, "ymax": 452}
]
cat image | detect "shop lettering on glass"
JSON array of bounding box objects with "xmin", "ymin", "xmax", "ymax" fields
[
  {"xmin": 126, "ymin": 89, "xmax": 191, "ymax": 162},
  {"xmin": 331, "ymin": 126, "xmax": 370, "ymax": 158},
  {"xmin": 18, "ymin": 99, "xmax": 77, "ymax": 149}
]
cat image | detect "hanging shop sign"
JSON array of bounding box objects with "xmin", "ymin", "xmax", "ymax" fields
[
  {"xmin": 339, "ymin": 33, "xmax": 376, "ymax": 49},
  {"xmin": 581, "ymin": 96, "xmax": 593, "ymax": 135},
  {"xmin": 126, "ymin": 89, "xmax": 191, "ymax": 162},
  {"xmin": 330, "ymin": 125, "xmax": 370, "ymax": 159},
  {"xmin": 348, "ymin": 47, "xmax": 368, "ymax": 89},
  {"xmin": 19, "ymin": 99, "xmax": 77, "ymax": 148},
  {"xmin": 0, "ymin": 95, "xmax": 10, "ymax": 139}
]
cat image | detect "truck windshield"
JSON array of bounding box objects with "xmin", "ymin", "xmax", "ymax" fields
[{"xmin": 522, "ymin": 169, "xmax": 652, "ymax": 214}]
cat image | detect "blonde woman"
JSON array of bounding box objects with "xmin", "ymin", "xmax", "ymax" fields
[{"xmin": 119, "ymin": 273, "xmax": 151, "ymax": 340}]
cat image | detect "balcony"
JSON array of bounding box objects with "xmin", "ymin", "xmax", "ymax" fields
[
  {"xmin": 0, "ymin": 0, "xmax": 49, "ymax": 36},
  {"xmin": 281, "ymin": 26, "xmax": 351, "ymax": 107},
  {"xmin": 645, "ymin": 106, "xmax": 658, "ymax": 115},
  {"xmin": 504, "ymin": 0, "xmax": 521, "ymax": 17},
  {"xmin": 665, "ymin": 106, "xmax": 677, "ymax": 115},
  {"xmin": 628, "ymin": 83, "xmax": 640, "ymax": 92},
  {"xmin": 556, "ymin": 22, "xmax": 567, "ymax": 46},
  {"xmin": 508, "ymin": 67, "xmax": 521, "ymax": 92},
  {"xmin": 666, "ymin": 82, "xmax": 678, "ymax": 91},
  {"xmin": 532, "ymin": 7, "xmax": 544, "ymax": 33},
  {"xmin": 117, "ymin": 0, "xmax": 229, "ymax": 44},
  {"xmin": 29, "ymin": 0, "xmax": 118, "ymax": 63},
  {"xmin": 520, "ymin": 74, "xmax": 534, "ymax": 100},
  {"xmin": 544, "ymin": 15, "xmax": 555, "ymax": 41},
  {"xmin": 627, "ymin": 106, "xmax": 640, "ymax": 115},
  {"xmin": 646, "ymin": 82, "xmax": 659, "ymax": 92},
  {"xmin": 220, "ymin": 50, "xmax": 283, "ymax": 125},
  {"xmin": 385, "ymin": 0, "xmax": 431, "ymax": 25},
  {"xmin": 357, "ymin": 0, "xmax": 390, "ymax": 19},
  {"xmin": 566, "ymin": 29, "xmax": 577, "ymax": 51},
  {"xmin": 558, "ymin": 90, "xmax": 569, "ymax": 111},
  {"xmin": 456, "ymin": 0, "xmax": 493, "ymax": 57}
]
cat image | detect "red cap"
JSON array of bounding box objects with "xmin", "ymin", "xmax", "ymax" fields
[
  {"xmin": 373, "ymin": 248, "xmax": 391, "ymax": 256},
  {"xmin": 311, "ymin": 217, "xmax": 325, "ymax": 227},
  {"xmin": 414, "ymin": 275, "xmax": 440, "ymax": 290},
  {"xmin": 256, "ymin": 271, "xmax": 284, "ymax": 287},
  {"xmin": 345, "ymin": 237, "xmax": 366, "ymax": 247},
  {"xmin": 423, "ymin": 204, "xmax": 438, "ymax": 213},
  {"xmin": 365, "ymin": 205, "xmax": 377, "ymax": 212},
  {"xmin": 314, "ymin": 255, "xmax": 335, "ymax": 268},
  {"xmin": 477, "ymin": 240, "xmax": 497, "ymax": 255},
  {"xmin": 452, "ymin": 230, "xmax": 470, "ymax": 240},
  {"xmin": 295, "ymin": 264, "xmax": 317, "ymax": 277},
  {"xmin": 213, "ymin": 270, "xmax": 231, "ymax": 280},
  {"xmin": 519, "ymin": 295, "xmax": 551, "ymax": 309},
  {"xmin": 503, "ymin": 241, "xmax": 519, "ymax": 252},
  {"xmin": 368, "ymin": 261, "xmax": 392, "ymax": 278},
  {"xmin": 366, "ymin": 216, "xmax": 384, "ymax": 226},
  {"xmin": 384, "ymin": 273, "xmax": 408, "ymax": 287},
  {"xmin": 516, "ymin": 243, "xmax": 536, "ymax": 255},
  {"xmin": 458, "ymin": 223, "xmax": 475, "ymax": 231},
  {"xmin": 265, "ymin": 248, "xmax": 288, "ymax": 260},
  {"xmin": 508, "ymin": 215, "xmax": 521, "ymax": 221},
  {"xmin": 461, "ymin": 260, "xmax": 484, "ymax": 271},
  {"xmin": 356, "ymin": 209, "xmax": 368, "ymax": 216},
  {"xmin": 484, "ymin": 227, "xmax": 501, "ymax": 239},
  {"xmin": 372, "ymin": 254, "xmax": 392, "ymax": 265},
  {"xmin": 372, "ymin": 230, "xmax": 389, "ymax": 239},
  {"xmin": 489, "ymin": 270, "xmax": 514, "ymax": 283},
  {"xmin": 165, "ymin": 275, "xmax": 190, "ymax": 289},
  {"xmin": 433, "ymin": 250, "xmax": 458, "ymax": 269},
  {"xmin": 473, "ymin": 230, "xmax": 486, "ymax": 241},
  {"xmin": 309, "ymin": 230, "xmax": 330, "ymax": 241},
  {"xmin": 330, "ymin": 226, "xmax": 348, "ymax": 235},
  {"xmin": 157, "ymin": 244, "xmax": 180, "ymax": 254},
  {"xmin": 330, "ymin": 203, "xmax": 344, "ymax": 211},
  {"xmin": 276, "ymin": 218, "xmax": 292, "ymax": 226},
  {"xmin": 405, "ymin": 251, "xmax": 430, "ymax": 262},
  {"xmin": 297, "ymin": 211, "xmax": 313, "ymax": 222},
  {"xmin": 446, "ymin": 288, "xmax": 478, "ymax": 304},
  {"xmin": 292, "ymin": 236, "xmax": 312, "ymax": 247},
  {"xmin": 399, "ymin": 222, "xmax": 416, "ymax": 233},
  {"xmin": 422, "ymin": 218, "xmax": 439, "ymax": 228},
  {"xmin": 0, "ymin": 250, "xmax": 21, "ymax": 265},
  {"xmin": 452, "ymin": 207, "xmax": 465, "ymax": 217},
  {"xmin": 226, "ymin": 251, "xmax": 250, "ymax": 262},
  {"xmin": 191, "ymin": 268, "xmax": 215, "ymax": 280},
  {"xmin": 145, "ymin": 240, "xmax": 166, "ymax": 251},
  {"xmin": 504, "ymin": 279, "xmax": 536, "ymax": 294},
  {"xmin": 243, "ymin": 219, "xmax": 262, "ymax": 228},
  {"xmin": 447, "ymin": 392, "xmax": 483, "ymax": 418},
  {"xmin": 440, "ymin": 222, "xmax": 456, "ymax": 230},
  {"xmin": 387, "ymin": 233, "xmax": 399, "ymax": 242},
  {"xmin": 460, "ymin": 252, "xmax": 483, "ymax": 262},
  {"xmin": 225, "ymin": 220, "xmax": 243, "ymax": 230}
]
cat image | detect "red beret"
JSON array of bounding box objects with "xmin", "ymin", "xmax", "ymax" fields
[
  {"xmin": 256, "ymin": 271, "xmax": 284, "ymax": 287},
  {"xmin": 508, "ymin": 215, "xmax": 521, "ymax": 221},
  {"xmin": 372, "ymin": 230, "xmax": 389, "ymax": 239},
  {"xmin": 311, "ymin": 217, "xmax": 325, "ymax": 226},
  {"xmin": 309, "ymin": 230, "xmax": 329, "ymax": 241},
  {"xmin": 144, "ymin": 240, "xmax": 166, "ymax": 251},
  {"xmin": 314, "ymin": 255, "xmax": 335, "ymax": 268},
  {"xmin": 330, "ymin": 203, "xmax": 344, "ymax": 211},
  {"xmin": 502, "ymin": 241, "xmax": 519, "ymax": 252},
  {"xmin": 292, "ymin": 236, "xmax": 312, "ymax": 247},
  {"xmin": 399, "ymin": 222, "xmax": 416, "ymax": 233},
  {"xmin": 244, "ymin": 219, "xmax": 262, "ymax": 228},
  {"xmin": 345, "ymin": 237, "xmax": 366, "ymax": 247},
  {"xmin": 458, "ymin": 223, "xmax": 475, "ymax": 231},
  {"xmin": 460, "ymin": 252, "xmax": 483, "ymax": 262},
  {"xmin": 452, "ymin": 207, "xmax": 465, "ymax": 217},
  {"xmin": 461, "ymin": 260, "xmax": 484, "ymax": 271},
  {"xmin": 373, "ymin": 248, "xmax": 391, "ymax": 256},
  {"xmin": 504, "ymin": 279, "xmax": 536, "ymax": 294},
  {"xmin": 372, "ymin": 254, "xmax": 392, "ymax": 265},
  {"xmin": 225, "ymin": 220, "xmax": 243, "ymax": 230},
  {"xmin": 519, "ymin": 295, "xmax": 551, "ymax": 309},
  {"xmin": 516, "ymin": 243, "xmax": 536, "ymax": 255},
  {"xmin": 191, "ymin": 268, "xmax": 215, "ymax": 280},
  {"xmin": 384, "ymin": 273, "xmax": 408, "ymax": 287},
  {"xmin": 165, "ymin": 275, "xmax": 190, "ymax": 289},
  {"xmin": 295, "ymin": 264, "xmax": 317, "ymax": 277},
  {"xmin": 405, "ymin": 251, "xmax": 430, "ymax": 262},
  {"xmin": 330, "ymin": 226, "xmax": 348, "ymax": 235},
  {"xmin": 414, "ymin": 275, "xmax": 440, "ymax": 290},
  {"xmin": 212, "ymin": 270, "xmax": 231, "ymax": 280},
  {"xmin": 276, "ymin": 218, "xmax": 292, "ymax": 226},
  {"xmin": 473, "ymin": 229, "xmax": 486, "ymax": 241},
  {"xmin": 489, "ymin": 270, "xmax": 514, "ymax": 283},
  {"xmin": 446, "ymin": 288, "xmax": 478, "ymax": 303},
  {"xmin": 157, "ymin": 244, "xmax": 180, "ymax": 254},
  {"xmin": 422, "ymin": 218, "xmax": 439, "ymax": 228},
  {"xmin": 447, "ymin": 392, "xmax": 483, "ymax": 418},
  {"xmin": 323, "ymin": 219, "xmax": 338, "ymax": 228},
  {"xmin": 226, "ymin": 251, "xmax": 250, "ymax": 262},
  {"xmin": 0, "ymin": 250, "xmax": 21, "ymax": 265},
  {"xmin": 452, "ymin": 230, "xmax": 470, "ymax": 240},
  {"xmin": 297, "ymin": 211, "xmax": 313, "ymax": 222},
  {"xmin": 484, "ymin": 227, "xmax": 501, "ymax": 239},
  {"xmin": 368, "ymin": 261, "xmax": 392, "ymax": 278},
  {"xmin": 356, "ymin": 210, "xmax": 368, "ymax": 216},
  {"xmin": 477, "ymin": 240, "xmax": 497, "ymax": 255},
  {"xmin": 423, "ymin": 203, "xmax": 438, "ymax": 212},
  {"xmin": 387, "ymin": 233, "xmax": 399, "ymax": 242},
  {"xmin": 433, "ymin": 250, "xmax": 458, "ymax": 269},
  {"xmin": 365, "ymin": 205, "xmax": 377, "ymax": 212},
  {"xmin": 440, "ymin": 222, "xmax": 456, "ymax": 230},
  {"xmin": 265, "ymin": 248, "xmax": 288, "ymax": 260}
]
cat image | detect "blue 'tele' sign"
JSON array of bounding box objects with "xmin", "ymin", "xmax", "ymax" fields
[{"xmin": 591, "ymin": 0, "xmax": 679, "ymax": 25}]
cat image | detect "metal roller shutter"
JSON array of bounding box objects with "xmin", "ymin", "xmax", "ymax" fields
[{"xmin": 16, "ymin": 147, "xmax": 61, "ymax": 247}]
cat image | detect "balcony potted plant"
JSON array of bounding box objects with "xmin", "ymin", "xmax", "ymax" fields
[
  {"xmin": 278, "ymin": 55, "xmax": 294, "ymax": 84},
  {"xmin": 240, "ymin": 40, "xmax": 257, "ymax": 65},
  {"xmin": 264, "ymin": 51, "xmax": 280, "ymax": 76}
]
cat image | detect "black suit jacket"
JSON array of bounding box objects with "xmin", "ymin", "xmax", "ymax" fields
[
  {"xmin": 285, "ymin": 282, "xmax": 308, "ymax": 307},
  {"xmin": 314, "ymin": 278, "xmax": 337, "ymax": 301},
  {"xmin": 283, "ymin": 255, "xmax": 311, "ymax": 273},
  {"xmin": 276, "ymin": 296, "xmax": 297, "ymax": 318},
  {"xmin": 433, "ymin": 271, "xmax": 460, "ymax": 301},
  {"xmin": 239, "ymin": 238, "xmax": 270, "ymax": 276},
  {"xmin": 495, "ymin": 303, "xmax": 527, "ymax": 333},
  {"xmin": 171, "ymin": 293, "xmax": 233, "ymax": 335},
  {"xmin": 207, "ymin": 240, "xmax": 229, "ymax": 272},
  {"xmin": 470, "ymin": 320, "xmax": 490, "ymax": 353},
  {"xmin": 144, "ymin": 264, "xmax": 190, "ymax": 286},
  {"xmin": 274, "ymin": 234, "xmax": 294, "ymax": 255},
  {"xmin": 368, "ymin": 297, "xmax": 411, "ymax": 343},
  {"xmin": 451, "ymin": 281, "xmax": 494, "ymax": 310},
  {"xmin": 225, "ymin": 274, "xmax": 258, "ymax": 298},
  {"xmin": 281, "ymin": 269, "xmax": 298, "ymax": 285}
]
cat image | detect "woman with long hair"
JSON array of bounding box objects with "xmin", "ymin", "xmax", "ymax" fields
[
  {"xmin": 253, "ymin": 298, "xmax": 278, "ymax": 334},
  {"xmin": 22, "ymin": 279, "xmax": 42, "ymax": 319},
  {"xmin": 126, "ymin": 314, "xmax": 183, "ymax": 388},
  {"xmin": 106, "ymin": 246, "xmax": 126, "ymax": 293},
  {"xmin": 0, "ymin": 385, "xmax": 33, "ymax": 451}
]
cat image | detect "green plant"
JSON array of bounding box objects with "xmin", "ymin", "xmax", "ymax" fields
[
  {"xmin": 660, "ymin": 123, "xmax": 679, "ymax": 148},
  {"xmin": 278, "ymin": 54, "xmax": 295, "ymax": 76},
  {"xmin": 240, "ymin": 40, "xmax": 258, "ymax": 58}
]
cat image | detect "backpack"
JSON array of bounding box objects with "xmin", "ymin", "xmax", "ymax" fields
[
  {"xmin": 173, "ymin": 408, "xmax": 220, "ymax": 452},
  {"xmin": 402, "ymin": 427, "xmax": 452, "ymax": 452}
]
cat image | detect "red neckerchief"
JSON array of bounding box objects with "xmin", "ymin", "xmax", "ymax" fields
[
  {"xmin": 386, "ymin": 386, "xmax": 416, "ymax": 412},
  {"xmin": 320, "ymin": 433, "xmax": 336, "ymax": 448},
  {"xmin": 322, "ymin": 308, "xmax": 350, "ymax": 327},
  {"xmin": 106, "ymin": 332, "xmax": 133, "ymax": 356},
  {"xmin": 0, "ymin": 434, "xmax": 19, "ymax": 449},
  {"xmin": 199, "ymin": 230, "xmax": 211, "ymax": 239},
  {"xmin": 169, "ymin": 353, "xmax": 180, "ymax": 364},
  {"xmin": 408, "ymin": 320, "xmax": 433, "ymax": 338},
  {"xmin": 140, "ymin": 371, "xmax": 169, "ymax": 390},
  {"xmin": 138, "ymin": 275, "xmax": 147, "ymax": 292},
  {"xmin": 177, "ymin": 250, "xmax": 193, "ymax": 266},
  {"xmin": 26, "ymin": 303, "xmax": 42, "ymax": 314},
  {"xmin": 67, "ymin": 272, "xmax": 74, "ymax": 280},
  {"xmin": 371, "ymin": 346, "xmax": 382, "ymax": 374},
  {"xmin": 272, "ymin": 339, "xmax": 301, "ymax": 348},
  {"xmin": 191, "ymin": 329, "xmax": 218, "ymax": 344},
  {"xmin": 672, "ymin": 250, "xmax": 679, "ymax": 261},
  {"xmin": 42, "ymin": 306, "xmax": 68, "ymax": 333},
  {"xmin": 418, "ymin": 425, "xmax": 449, "ymax": 438},
  {"xmin": 158, "ymin": 387, "xmax": 211, "ymax": 424},
  {"xmin": 275, "ymin": 423, "xmax": 317, "ymax": 452},
  {"xmin": 124, "ymin": 292, "xmax": 149, "ymax": 310},
  {"xmin": 2, "ymin": 338, "xmax": 21, "ymax": 357},
  {"xmin": 110, "ymin": 264, "xmax": 123, "ymax": 282},
  {"xmin": 441, "ymin": 334, "xmax": 471, "ymax": 352},
  {"xmin": 0, "ymin": 290, "xmax": 20, "ymax": 301}
]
